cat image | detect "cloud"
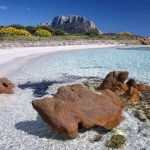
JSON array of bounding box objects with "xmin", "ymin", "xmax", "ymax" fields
[{"xmin": 0, "ymin": 5, "xmax": 8, "ymax": 10}]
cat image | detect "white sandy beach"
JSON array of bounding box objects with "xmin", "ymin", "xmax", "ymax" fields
[{"xmin": 0, "ymin": 44, "xmax": 122, "ymax": 76}]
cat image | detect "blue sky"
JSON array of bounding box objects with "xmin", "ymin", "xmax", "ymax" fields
[{"xmin": 0, "ymin": 0, "xmax": 150, "ymax": 36}]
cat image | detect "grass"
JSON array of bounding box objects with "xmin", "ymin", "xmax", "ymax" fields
[{"xmin": 0, "ymin": 34, "xmax": 144, "ymax": 42}]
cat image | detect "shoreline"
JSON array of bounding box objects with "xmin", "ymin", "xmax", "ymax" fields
[{"xmin": 0, "ymin": 44, "xmax": 123, "ymax": 77}]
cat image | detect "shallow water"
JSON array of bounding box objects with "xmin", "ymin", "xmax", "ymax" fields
[
  {"xmin": 10, "ymin": 46, "xmax": 150, "ymax": 84},
  {"xmin": 0, "ymin": 46, "xmax": 150, "ymax": 150}
]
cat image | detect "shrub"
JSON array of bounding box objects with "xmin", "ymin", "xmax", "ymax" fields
[
  {"xmin": 18, "ymin": 29, "xmax": 31, "ymax": 36},
  {"xmin": 86, "ymin": 28, "xmax": 100, "ymax": 37},
  {"xmin": 25, "ymin": 26, "xmax": 37, "ymax": 34},
  {"xmin": 35, "ymin": 29, "xmax": 52, "ymax": 37},
  {"xmin": 55, "ymin": 29, "xmax": 65, "ymax": 36},
  {"xmin": 37, "ymin": 26, "xmax": 55, "ymax": 35},
  {"xmin": 10, "ymin": 24, "xmax": 25, "ymax": 29},
  {"xmin": 0, "ymin": 27, "xmax": 31, "ymax": 36},
  {"xmin": 86, "ymin": 28, "xmax": 100, "ymax": 36}
]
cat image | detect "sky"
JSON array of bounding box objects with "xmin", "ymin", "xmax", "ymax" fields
[{"xmin": 0, "ymin": 0, "xmax": 150, "ymax": 36}]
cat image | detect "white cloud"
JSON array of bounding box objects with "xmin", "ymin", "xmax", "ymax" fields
[{"xmin": 0, "ymin": 5, "xmax": 8, "ymax": 10}]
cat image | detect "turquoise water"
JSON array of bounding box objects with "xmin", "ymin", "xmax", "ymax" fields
[
  {"xmin": 0, "ymin": 46, "xmax": 150, "ymax": 150},
  {"xmin": 13, "ymin": 46, "xmax": 150, "ymax": 84}
]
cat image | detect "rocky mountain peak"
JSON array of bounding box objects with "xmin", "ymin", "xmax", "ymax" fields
[{"xmin": 39, "ymin": 15, "xmax": 99, "ymax": 33}]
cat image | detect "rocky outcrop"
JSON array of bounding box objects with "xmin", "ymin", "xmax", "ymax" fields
[
  {"xmin": 97, "ymin": 71, "xmax": 129, "ymax": 93},
  {"xmin": 138, "ymin": 83, "xmax": 150, "ymax": 91},
  {"xmin": 32, "ymin": 84, "xmax": 123, "ymax": 138},
  {"xmin": 119, "ymin": 32, "xmax": 132, "ymax": 35},
  {"xmin": 125, "ymin": 87, "xmax": 140, "ymax": 105},
  {"xmin": 139, "ymin": 38, "xmax": 150, "ymax": 45},
  {"xmin": 97, "ymin": 71, "xmax": 150, "ymax": 105},
  {"xmin": 39, "ymin": 15, "xmax": 98, "ymax": 33},
  {"xmin": 0, "ymin": 78, "xmax": 14, "ymax": 94}
]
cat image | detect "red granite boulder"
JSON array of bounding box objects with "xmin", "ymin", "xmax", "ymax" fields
[
  {"xmin": 0, "ymin": 78, "xmax": 14, "ymax": 94},
  {"xmin": 137, "ymin": 83, "xmax": 150, "ymax": 91},
  {"xmin": 125, "ymin": 87, "xmax": 140, "ymax": 105},
  {"xmin": 97, "ymin": 71, "xmax": 129, "ymax": 93},
  {"xmin": 32, "ymin": 84, "xmax": 124, "ymax": 138},
  {"xmin": 126, "ymin": 79, "xmax": 138, "ymax": 89}
]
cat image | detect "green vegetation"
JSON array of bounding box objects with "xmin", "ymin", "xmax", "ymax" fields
[
  {"xmin": 55, "ymin": 29, "xmax": 65, "ymax": 36},
  {"xmin": 100, "ymin": 33, "xmax": 143, "ymax": 40},
  {"xmin": 0, "ymin": 25, "xmax": 144, "ymax": 41},
  {"xmin": 25, "ymin": 26, "xmax": 37, "ymax": 34},
  {"xmin": 105, "ymin": 134, "xmax": 126, "ymax": 149},
  {"xmin": 35, "ymin": 29, "xmax": 52, "ymax": 37},
  {"xmin": 36, "ymin": 26, "xmax": 55, "ymax": 35},
  {"xmin": 85, "ymin": 28, "xmax": 100, "ymax": 37},
  {"xmin": 0, "ymin": 27, "xmax": 31, "ymax": 36},
  {"xmin": 10, "ymin": 24, "xmax": 25, "ymax": 29}
]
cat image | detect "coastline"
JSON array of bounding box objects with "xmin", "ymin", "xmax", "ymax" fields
[{"xmin": 0, "ymin": 44, "xmax": 123, "ymax": 77}]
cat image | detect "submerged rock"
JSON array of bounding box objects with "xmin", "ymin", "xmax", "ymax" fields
[
  {"xmin": 32, "ymin": 84, "xmax": 123, "ymax": 138},
  {"xmin": 0, "ymin": 78, "xmax": 14, "ymax": 94},
  {"xmin": 89, "ymin": 135, "xmax": 102, "ymax": 143},
  {"xmin": 105, "ymin": 134, "xmax": 126, "ymax": 149}
]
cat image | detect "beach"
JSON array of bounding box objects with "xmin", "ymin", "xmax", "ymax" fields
[{"xmin": 0, "ymin": 43, "xmax": 123, "ymax": 77}]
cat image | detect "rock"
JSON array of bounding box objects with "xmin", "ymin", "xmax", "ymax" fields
[
  {"xmin": 119, "ymin": 32, "xmax": 132, "ymax": 35},
  {"xmin": 32, "ymin": 84, "xmax": 124, "ymax": 138},
  {"xmin": 97, "ymin": 71, "xmax": 129, "ymax": 92},
  {"xmin": 146, "ymin": 86, "xmax": 150, "ymax": 90},
  {"xmin": 125, "ymin": 87, "xmax": 140, "ymax": 105},
  {"xmin": 134, "ymin": 110, "xmax": 147, "ymax": 122},
  {"xmin": 140, "ymin": 38, "xmax": 150, "ymax": 45},
  {"xmin": 115, "ymin": 82, "xmax": 128, "ymax": 95},
  {"xmin": 0, "ymin": 78, "xmax": 14, "ymax": 94},
  {"xmin": 141, "ymin": 90, "xmax": 150, "ymax": 101},
  {"xmin": 39, "ymin": 15, "xmax": 99, "ymax": 34},
  {"xmin": 137, "ymin": 84, "xmax": 150, "ymax": 91},
  {"xmin": 105, "ymin": 134, "xmax": 126, "ymax": 149},
  {"xmin": 137, "ymin": 83, "xmax": 147, "ymax": 91},
  {"xmin": 89, "ymin": 135, "xmax": 102, "ymax": 143},
  {"xmin": 126, "ymin": 79, "xmax": 138, "ymax": 89},
  {"xmin": 83, "ymin": 77, "xmax": 103, "ymax": 90}
]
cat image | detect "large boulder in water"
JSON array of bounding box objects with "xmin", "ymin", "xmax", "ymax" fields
[
  {"xmin": 32, "ymin": 84, "xmax": 124, "ymax": 138},
  {"xmin": 0, "ymin": 78, "xmax": 14, "ymax": 94},
  {"xmin": 98, "ymin": 71, "xmax": 150, "ymax": 105}
]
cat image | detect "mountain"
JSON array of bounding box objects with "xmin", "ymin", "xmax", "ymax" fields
[{"xmin": 39, "ymin": 15, "xmax": 98, "ymax": 33}]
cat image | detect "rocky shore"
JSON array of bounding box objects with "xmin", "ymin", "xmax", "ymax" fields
[
  {"xmin": 0, "ymin": 70, "xmax": 150, "ymax": 150},
  {"xmin": 3, "ymin": 70, "xmax": 149, "ymax": 149}
]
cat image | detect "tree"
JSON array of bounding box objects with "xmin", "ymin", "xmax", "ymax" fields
[
  {"xmin": 55, "ymin": 29, "xmax": 65, "ymax": 36},
  {"xmin": 25, "ymin": 26, "xmax": 37, "ymax": 34},
  {"xmin": 85, "ymin": 28, "xmax": 100, "ymax": 37},
  {"xmin": 10, "ymin": 24, "xmax": 25, "ymax": 29}
]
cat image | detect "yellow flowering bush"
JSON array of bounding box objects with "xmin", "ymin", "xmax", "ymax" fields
[
  {"xmin": 17, "ymin": 29, "xmax": 31, "ymax": 36},
  {"xmin": 0, "ymin": 27, "xmax": 31, "ymax": 36},
  {"xmin": 35, "ymin": 29, "xmax": 52, "ymax": 37}
]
